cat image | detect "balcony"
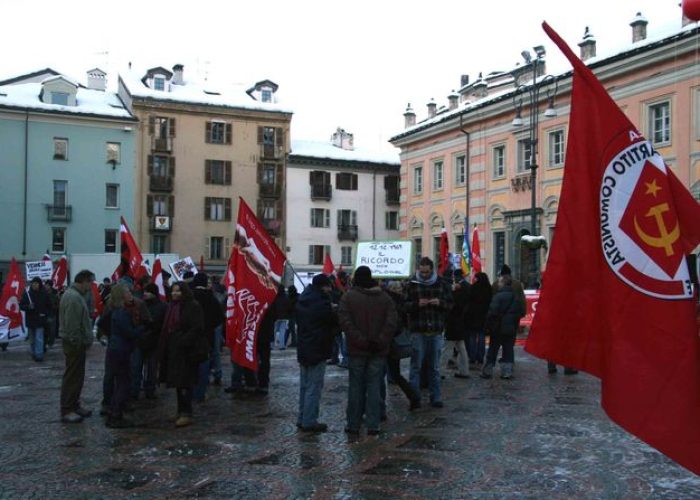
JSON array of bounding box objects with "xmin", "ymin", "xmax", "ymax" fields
[
  {"xmin": 385, "ymin": 188, "xmax": 400, "ymax": 205},
  {"xmin": 261, "ymin": 218, "xmax": 282, "ymax": 236},
  {"xmin": 150, "ymin": 175, "xmax": 174, "ymax": 192},
  {"xmin": 150, "ymin": 215, "xmax": 172, "ymax": 232},
  {"xmin": 311, "ymin": 183, "xmax": 332, "ymax": 201},
  {"xmin": 46, "ymin": 205, "xmax": 72, "ymax": 222},
  {"xmin": 338, "ymin": 224, "xmax": 358, "ymax": 241},
  {"xmin": 261, "ymin": 143, "xmax": 283, "ymax": 159},
  {"xmin": 259, "ymin": 182, "xmax": 281, "ymax": 198},
  {"xmin": 152, "ymin": 137, "xmax": 172, "ymax": 152}
]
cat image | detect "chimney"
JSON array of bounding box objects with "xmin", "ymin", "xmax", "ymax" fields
[
  {"xmin": 460, "ymin": 74, "xmax": 470, "ymax": 88},
  {"xmin": 86, "ymin": 68, "xmax": 107, "ymax": 91},
  {"xmin": 427, "ymin": 98, "xmax": 437, "ymax": 119},
  {"xmin": 472, "ymin": 72, "xmax": 488, "ymax": 99},
  {"xmin": 404, "ymin": 103, "xmax": 416, "ymax": 128},
  {"xmin": 448, "ymin": 90, "xmax": 459, "ymax": 110},
  {"xmin": 578, "ymin": 26, "xmax": 597, "ymax": 61},
  {"xmin": 172, "ymin": 64, "xmax": 184, "ymax": 85},
  {"xmin": 630, "ymin": 12, "xmax": 648, "ymax": 42},
  {"xmin": 331, "ymin": 127, "xmax": 354, "ymax": 150}
]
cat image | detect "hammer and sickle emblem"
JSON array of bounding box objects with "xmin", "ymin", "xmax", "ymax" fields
[{"xmin": 633, "ymin": 203, "xmax": 680, "ymax": 256}]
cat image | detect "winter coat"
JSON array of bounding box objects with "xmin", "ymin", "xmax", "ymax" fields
[
  {"xmin": 19, "ymin": 286, "xmax": 52, "ymax": 329},
  {"xmin": 445, "ymin": 280, "xmax": 470, "ymax": 341},
  {"xmin": 493, "ymin": 278, "xmax": 527, "ymax": 319},
  {"xmin": 108, "ymin": 307, "xmax": 144, "ymax": 352},
  {"xmin": 486, "ymin": 285, "xmax": 526, "ymax": 337},
  {"xmin": 405, "ymin": 274, "xmax": 454, "ymax": 334},
  {"xmin": 192, "ymin": 287, "xmax": 224, "ymax": 351},
  {"xmin": 338, "ymin": 286, "xmax": 397, "ymax": 357},
  {"xmin": 141, "ymin": 297, "xmax": 167, "ymax": 353},
  {"xmin": 464, "ymin": 283, "xmax": 492, "ymax": 332},
  {"xmin": 295, "ymin": 285, "xmax": 337, "ymax": 366},
  {"xmin": 58, "ymin": 285, "xmax": 93, "ymax": 347},
  {"xmin": 159, "ymin": 299, "xmax": 205, "ymax": 388}
]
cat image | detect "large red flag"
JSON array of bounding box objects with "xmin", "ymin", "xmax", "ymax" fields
[
  {"xmin": 526, "ymin": 22, "xmax": 700, "ymax": 475},
  {"xmin": 51, "ymin": 255, "xmax": 68, "ymax": 290},
  {"xmin": 471, "ymin": 225, "xmax": 482, "ymax": 276},
  {"xmin": 112, "ymin": 217, "xmax": 147, "ymax": 282},
  {"xmin": 438, "ymin": 228, "xmax": 449, "ymax": 275},
  {"xmin": 151, "ymin": 257, "xmax": 167, "ymax": 301},
  {"xmin": 225, "ymin": 199, "xmax": 286, "ymax": 370},
  {"xmin": 0, "ymin": 258, "xmax": 26, "ymax": 342}
]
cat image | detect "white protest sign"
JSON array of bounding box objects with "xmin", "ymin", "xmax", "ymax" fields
[
  {"xmin": 169, "ymin": 256, "xmax": 198, "ymax": 281},
  {"xmin": 25, "ymin": 261, "xmax": 53, "ymax": 281},
  {"xmin": 354, "ymin": 240, "xmax": 413, "ymax": 278}
]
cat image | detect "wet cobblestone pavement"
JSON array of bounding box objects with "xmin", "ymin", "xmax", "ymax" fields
[{"xmin": 1, "ymin": 341, "xmax": 699, "ymax": 499}]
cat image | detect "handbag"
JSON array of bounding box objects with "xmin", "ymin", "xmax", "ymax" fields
[{"xmin": 390, "ymin": 330, "xmax": 412, "ymax": 359}]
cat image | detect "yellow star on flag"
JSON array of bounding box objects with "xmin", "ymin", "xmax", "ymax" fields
[{"xmin": 645, "ymin": 179, "xmax": 661, "ymax": 197}]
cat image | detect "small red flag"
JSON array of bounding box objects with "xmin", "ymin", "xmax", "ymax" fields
[
  {"xmin": 51, "ymin": 256, "xmax": 68, "ymax": 290},
  {"xmin": 199, "ymin": 255, "xmax": 205, "ymax": 272},
  {"xmin": 438, "ymin": 228, "xmax": 449, "ymax": 275},
  {"xmin": 91, "ymin": 281, "xmax": 104, "ymax": 318},
  {"xmin": 526, "ymin": 22, "xmax": 700, "ymax": 476},
  {"xmin": 322, "ymin": 254, "xmax": 335, "ymax": 276},
  {"xmin": 0, "ymin": 258, "xmax": 26, "ymax": 341},
  {"xmin": 471, "ymin": 225, "xmax": 482, "ymax": 277},
  {"xmin": 112, "ymin": 217, "xmax": 147, "ymax": 282}
]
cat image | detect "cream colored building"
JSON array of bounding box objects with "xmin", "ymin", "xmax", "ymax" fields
[{"xmin": 118, "ymin": 66, "xmax": 292, "ymax": 270}]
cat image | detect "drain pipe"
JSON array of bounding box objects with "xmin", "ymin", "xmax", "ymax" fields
[
  {"xmin": 22, "ymin": 111, "xmax": 29, "ymax": 256},
  {"xmin": 459, "ymin": 114, "xmax": 471, "ymax": 245}
]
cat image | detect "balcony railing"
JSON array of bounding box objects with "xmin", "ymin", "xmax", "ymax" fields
[
  {"xmin": 385, "ymin": 188, "xmax": 400, "ymax": 205},
  {"xmin": 259, "ymin": 182, "xmax": 281, "ymax": 198},
  {"xmin": 152, "ymin": 137, "xmax": 172, "ymax": 152},
  {"xmin": 337, "ymin": 224, "xmax": 358, "ymax": 241},
  {"xmin": 46, "ymin": 205, "xmax": 72, "ymax": 222},
  {"xmin": 311, "ymin": 183, "xmax": 332, "ymax": 201},
  {"xmin": 150, "ymin": 175, "xmax": 174, "ymax": 192}
]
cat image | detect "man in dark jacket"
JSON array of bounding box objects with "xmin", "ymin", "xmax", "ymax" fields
[
  {"xmin": 405, "ymin": 257, "xmax": 454, "ymax": 408},
  {"xmin": 20, "ymin": 277, "xmax": 52, "ymax": 362},
  {"xmin": 338, "ymin": 266, "xmax": 397, "ymax": 435},
  {"xmin": 133, "ymin": 283, "xmax": 167, "ymax": 399},
  {"xmin": 191, "ymin": 273, "xmax": 224, "ymax": 403},
  {"xmin": 295, "ymin": 274, "xmax": 337, "ymax": 432}
]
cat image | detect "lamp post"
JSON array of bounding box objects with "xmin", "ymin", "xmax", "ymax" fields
[{"xmin": 512, "ymin": 45, "xmax": 558, "ymax": 289}]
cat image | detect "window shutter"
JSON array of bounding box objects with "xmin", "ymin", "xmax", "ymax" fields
[
  {"xmin": 148, "ymin": 116, "xmax": 155, "ymax": 135},
  {"xmin": 257, "ymin": 199, "xmax": 263, "ymax": 218},
  {"xmin": 276, "ymin": 127, "xmax": 284, "ymax": 147},
  {"xmin": 146, "ymin": 195, "xmax": 153, "ymax": 216},
  {"xmin": 309, "ymin": 209, "xmax": 314, "ymax": 227},
  {"xmin": 205, "ymin": 122, "xmax": 211, "ymax": 143},
  {"xmin": 275, "ymin": 199, "xmax": 282, "ymax": 220},
  {"xmin": 308, "ymin": 246, "xmax": 314, "ymax": 265},
  {"xmin": 168, "ymin": 156, "xmax": 176, "ymax": 177},
  {"xmin": 257, "ymin": 126, "xmax": 263, "ymax": 144},
  {"xmin": 324, "ymin": 209, "xmax": 330, "ymax": 227},
  {"xmin": 205, "ymin": 197, "xmax": 211, "ymax": 220},
  {"xmin": 275, "ymin": 163, "xmax": 283, "ymax": 190},
  {"xmin": 309, "ymin": 171, "xmax": 315, "ymax": 185},
  {"xmin": 147, "ymin": 155, "xmax": 153, "ymax": 175},
  {"xmin": 169, "ymin": 118, "xmax": 176, "ymax": 137},
  {"xmin": 224, "ymin": 237, "xmax": 231, "ymax": 259},
  {"xmin": 352, "ymin": 174, "xmax": 358, "ymax": 190},
  {"xmin": 323, "ymin": 171, "xmax": 330, "ymax": 184},
  {"xmin": 385, "ymin": 212, "xmax": 389, "ymax": 229},
  {"xmin": 225, "ymin": 123, "xmax": 232, "ymax": 144},
  {"xmin": 204, "ymin": 237, "xmax": 210, "ymax": 260},
  {"xmin": 257, "ymin": 163, "xmax": 263, "ymax": 183},
  {"xmin": 384, "ymin": 175, "xmax": 389, "ymax": 189},
  {"xmin": 224, "ymin": 198, "xmax": 232, "ymax": 221},
  {"xmin": 168, "ymin": 195, "xmax": 175, "ymax": 217},
  {"xmin": 205, "ymin": 160, "xmax": 212, "ymax": 183},
  {"xmin": 337, "ymin": 210, "xmax": 342, "ymax": 227},
  {"xmin": 335, "ymin": 172, "xmax": 341, "ymax": 187},
  {"xmin": 351, "ymin": 210, "xmax": 357, "ymax": 225},
  {"xmin": 225, "ymin": 161, "xmax": 232, "ymax": 185}
]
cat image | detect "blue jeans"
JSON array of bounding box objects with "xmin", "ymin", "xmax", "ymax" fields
[
  {"xmin": 298, "ymin": 362, "xmax": 326, "ymax": 428},
  {"xmin": 347, "ymin": 356, "xmax": 386, "ymax": 432},
  {"xmin": 210, "ymin": 325, "xmax": 223, "ymax": 382},
  {"xmin": 409, "ymin": 333, "xmax": 444, "ymax": 403},
  {"xmin": 467, "ymin": 329, "xmax": 486, "ymax": 363},
  {"xmin": 107, "ymin": 349, "xmax": 131, "ymax": 418},
  {"xmin": 193, "ymin": 359, "xmax": 211, "ymax": 402},
  {"xmin": 130, "ymin": 347, "xmax": 157, "ymax": 398},
  {"xmin": 28, "ymin": 326, "xmax": 45, "ymax": 360}
]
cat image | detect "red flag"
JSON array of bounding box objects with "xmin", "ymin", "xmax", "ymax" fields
[
  {"xmin": 0, "ymin": 258, "xmax": 26, "ymax": 342},
  {"xmin": 51, "ymin": 256, "xmax": 68, "ymax": 290},
  {"xmin": 112, "ymin": 217, "xmax": 147, "ymax": 282},
  {"xmin": 151, "ymin": 258, "xmax": 167, "ymax": 301},
  {"xmin": 526, "ymin": 22, "xmax": 700, "ymax": 475},
  {"xmin": 225, "ymin": 199, "xmax": 286, "ymax": 370},
  {"xmin": 42, "ymin": 254, "xmax": 51, "ymax": 262},
  {"xmin": 91, "ymin": 281, "xmax": 104, "ymax": 318},
  {"xmin": 199, "ymin": 255, "xmax": 205, "ymax": 272},
  {"xmin": 322, "ymin": 254, "xmax": 335, "ymax": 275},
  {"xmin": 471, "ymin": 225, "xmax": 482, "ymax": 277},
  {"xmin": 438, "ymin": 228, "xmax": 449, "ymax": 275}
]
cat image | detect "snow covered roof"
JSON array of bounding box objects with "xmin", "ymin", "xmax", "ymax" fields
[
  {"xmin": 0, "ymin": 82, "xmax": 135, "ymax": 120},
  {"xmin": 120, "ymin": 69, "xmax": 292, "ymax": 115},
  {"xmin": 291, "ymin": 139, "xmax": 399, "ymax": 166}
]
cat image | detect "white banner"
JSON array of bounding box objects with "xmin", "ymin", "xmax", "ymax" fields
[
  {"xmin": 25, "ymin": 261, "xmax": 53, "ymax": 281},
  {"xmin": 354, "ymin": 240, "xmax": 413, "ymax": 278},
  {"xmin": 169, "ymin": 256, "xmax": 198, "ymax": 281}
]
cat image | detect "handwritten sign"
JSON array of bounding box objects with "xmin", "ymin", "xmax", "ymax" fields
[
  {"xmin": 355, "ymin": 240, "xmax": 413, "ymax": 278},
  {"xmin": 25, "ymin": 261, "xmax": 53, "ymax": 281},
  {"xmin": 169, "ymin": 256, "xmax": 198, "ymax": 281}
]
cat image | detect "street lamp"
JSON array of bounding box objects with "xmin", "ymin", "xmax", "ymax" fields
[{"xmin": 511, "ymin": 46, "xmax": 558, "ymax": 288}]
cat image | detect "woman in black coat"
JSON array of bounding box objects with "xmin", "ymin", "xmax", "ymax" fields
[
  {"xmin": 443, "ymin": 270, "xmax": 471, "ymax": 378},
  {"xmin": 465, "ymin": 272, "xmax": 492, "ymax": 367},
  {"xmin": 158, "ymin": 282, "xmax": 205, "ymax": 427}
]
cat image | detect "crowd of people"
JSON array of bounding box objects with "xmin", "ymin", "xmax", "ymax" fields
[{"xmin": 8, "ymin": 257, "xmax": 562, "ymax": 435}]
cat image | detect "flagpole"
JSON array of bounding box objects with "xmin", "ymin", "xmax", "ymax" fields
[
  {"xmin": 460, "ymin": 115, "xmax": 471, "ymax": 269},
  {"xmin": 285, "ymin": 261, "xmax": 307, "ymax": 291}
]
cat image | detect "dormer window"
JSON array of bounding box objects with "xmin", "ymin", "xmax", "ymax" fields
[
  {"xmin": 153, "ymin": 77, "xmax": 165, "ymax": 91},
  {"xmin": 51, "ymin": 92, "xmax": 69, "ymax": 105},
  {"xmin": 261, "ymin": 89, "xmax": 272, "ymax": 103}
]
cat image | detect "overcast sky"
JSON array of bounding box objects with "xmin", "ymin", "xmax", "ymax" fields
[{"xmin": 1, "ymin": 0, "xmax": 687, "ymax": 155}]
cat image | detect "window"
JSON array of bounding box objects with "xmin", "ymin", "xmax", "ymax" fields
[
  {"xmin": 205, "ymin": 197, "xmax": 231, "ymax": 221},
  {"xmin": 455, "ymin": 234, "xmax": 465, "ymax": 254},
  {"xmin": 261, "ymin": 163, "xmax": 276, "ymax": 185},
  {"xmin": 260, "ymin": 199, "xmax": 276, "ymax": 220},
  {"xmin": 310, "ymin": 208, "xmax": 330, "ymax": 228},
  {"xmin": 53, "ymin": 180, "xmax": 67, "ymax": 209},
  {"xmin": 207, "ymin": 121, "xmax": 230, "ymax": 144},
  {"xmin": 152, "ymin": 155, "xmax": 169, "ymax": 177},
  {"xmin": 517, "ymin": 139, "xmax": 532, "ymax": 173},
  {"xmin": 151, "ymin": 235, "xmax": 167, "ymax": 254},
  {"xmin": 51, "ymin": 92, "xmax": 69, "ymax": 105},
  {"xmin": 153, "ymin": 77, "xmax": 165, "ymax": 91},
  {"xmin": 154, "ymin": 117, "xmax": 172, "ymax": 139},
  {"xmin": 262, "ymin": 127, "xmax": 275, "ymax": 145},
  {"xmin": 152, "ymin": 195, "xmax": 169, "ymax": 216},
  {"xmin": 414, "ymin": 237, "xmax": 422, "ymax": 264},
  {"xmin": 385, "ymin": 211, "xmax": 399, "ymax": 230},
  {"xmin": 337, "ymin": 209, "xmax": 357, "ymax": 227},
  {"xmin": 455, "ymin": 155, "xmax": 466, "ymax": 185},
  {"xmin": 433, "ymin": 236, "xmax": 442, "ymax": 264},
  {"xmin": 494, "ymin": 231, "xmax": 505, "ymax": 276},
  {"xmin": 548, "ymin": 130, "xmax": 565, "ymax": 167},
  {"xmin": 261, "ymin": 89, "xmax": 272, "ymax": 103},
  {"xmin": 54, "ymin": 138, "xmax": 68, "ymax": 160},
  {"xmin": 105, "ymin": 229, "xmax": 117, "ymax": 253},
  {"xmin": 52, "ymin": 228, "xmax": 66, "ymax": 253},
  {"xmin": 649, "ymin": 101, "xmax": 671, "ymax": 145},
  {"xmin": 106, "ymin": 142, "xmax": 121, "ymax": 164},
  {"xmin": 492, "ymin": 145, "xmax": 505, "ymax": 178},
  {"xmin": 336, "ymin": 172, "xmax": 358, "ymax": 190},
  {"xmin": 210, "ymin": 236, "xmax": 224, "ymax": 260},
  {"xmin": 341, "ymin": 246, "xmax": 353, "ymax": 266},
  {"xmin": 433, "ymin": 160, "xmax": 444, "ymax": 190},
  {"xmin": 105, "ymin": 184, "xmax": 119, "ymax": 208},
  {"xmin": 205, "ymin": 160, "xmax": 231, "ymax": 185},
  {"xmin": 413, "ymin": 166, "xmax": 423, "ymax": 194},
  {"xmin": 308, "ymin": 245, "xmax": 330, "ymax": 265}
]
